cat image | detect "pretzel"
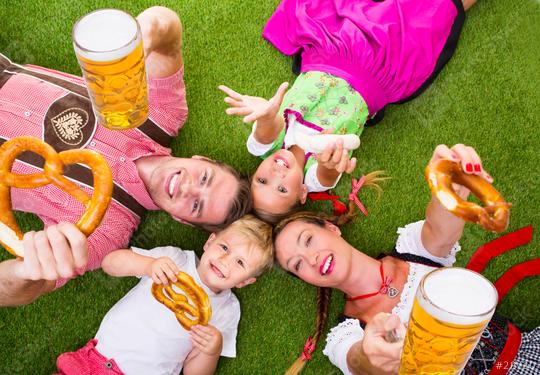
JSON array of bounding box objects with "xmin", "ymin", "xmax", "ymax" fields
[
  {"xmin": 0, "ymin": 136, "xmax": 113, "ymax": 257},
  {"xmin": 425, "ymin": 159, "xmax": 510, "ymax": 233},
  {"xmin": 151, "ymin": 271, "xmax": 212, "ymax": 330}
]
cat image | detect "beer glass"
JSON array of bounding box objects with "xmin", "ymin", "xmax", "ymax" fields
[
  {"xmin": 398, "ymin": 268, "xmax": 497, "ymax": 375},
  {"xmin": 73, "ymin": 9, "xmax": 148, "ymax": 130}
]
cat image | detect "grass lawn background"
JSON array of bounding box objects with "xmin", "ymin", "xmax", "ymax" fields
[{"xmin": 0, "ymin": 0, "xmax": 538, "ymax": 373}]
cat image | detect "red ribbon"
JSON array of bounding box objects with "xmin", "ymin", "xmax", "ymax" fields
[
  {"xmin": 349, "ymin": 176, "xmax": 368, "ymax": 217},
  {"xmin": 301, "ymin": 336, "xmax": 315, "ymax": 361},
  {"xmin": 308, "ymin": 192, "xmax": 348, "ymax": 216},
  {"xmin": 379, "ymin": 276, "xmax": 393, "ymax": 295},
  {"xmin": 466, "ymin": 225, "xmax": 533, "ymax": 273},
  {"xmin": 465, "ymin": 225, "xmax": 538, "ymax": 303},
  {"xmin": 307, "ymin": 176, "xmax": 368, "ymax": 217}
]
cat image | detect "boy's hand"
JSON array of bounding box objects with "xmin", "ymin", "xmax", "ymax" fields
[
  {"xmin": 315, "ymin": 129, "xmax": 357, "ymax": 174},
  {"xmin": 189, "ymin": 324, "xmax": 223, "ymax": 356},
  {"xmin": 146, "ymin": 256, "xmax": 179, "ymax": 284},
  {"xmin": 219, "ymin": 82, "xmax": 288, "ymax": 124}
]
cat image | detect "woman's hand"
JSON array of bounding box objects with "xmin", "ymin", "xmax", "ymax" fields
[
  {"xmin": 348, "ymin": 313, "xmax": 406, "ymax": 375},
  {"xmin": 146, "ymin": 256, "xmax": 179, "ymax": 284},
  {"xmin": 219, "ymin": 82, "xmax": 288, "ymax": 124},
  {"xmin": 189, "ymin": 324, "xmax": 223, "ymax": 356},
  {"xmin": 423, "ymin": 143, "xmax": 494, "ymax": 257},
  {"xmin": 429, "ymin": 144, "xmax": 493, "ymax": 199}
]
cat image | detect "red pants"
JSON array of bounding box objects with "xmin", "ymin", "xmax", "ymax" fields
[{"xmin": 56, "ymin": 339, "xmax": 124, "ymax": 375}]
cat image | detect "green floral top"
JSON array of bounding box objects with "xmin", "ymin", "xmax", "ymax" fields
[{"xmin": 247, "ymin": 71, "xmax": 369, "ymax": 192}]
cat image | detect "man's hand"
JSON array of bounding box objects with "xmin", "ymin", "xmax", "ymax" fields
[
  {"xmin": 12, "ymin": 222, "xmax": 88, "ymax": 281},
  {"xmin": 219, "ymin": 82, "xmax": 288, "ymax": 124},
  {"xmin": 146, "ymin": 256, "xmax": 179, "ymax": 284},
  {"xmin": 189, "ymin": 324, "xmax": 223, "ymax": 356},
  {"xmin": 348, "ymin": 313, "xmax": 406, "ymax": 375},
  {"xmin": 137, "ymin": 6, "xmax": 183, "ymax": 78}
]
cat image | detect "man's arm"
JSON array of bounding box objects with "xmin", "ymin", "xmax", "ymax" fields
[
  {"xmin": 0, "ymin": 223, "xmax": 87, "ymax": 307},
  {"xmin": 137, "ymin": 6, "xmax": 183, "ymax": 78},
  {"xmin": 0, "ymin": 261, "xmax": 55, "ymax": 306}
]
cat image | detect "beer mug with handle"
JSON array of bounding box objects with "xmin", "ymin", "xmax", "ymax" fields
[
  {"xmin": 73, "ymin": 9, "xmax": 148, "ymax": 130},
  {"xmin": 399, "ymin": 267, "xmax": 498, "ymax": 375}
]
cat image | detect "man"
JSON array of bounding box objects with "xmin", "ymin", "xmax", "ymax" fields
[{"xmin": 0, "ymin": 6, "xmax": 252, "ymax": 306}]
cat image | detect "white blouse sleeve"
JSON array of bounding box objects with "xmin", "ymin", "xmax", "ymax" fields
[
  {"xmin": 246, "ymin": 122, "xmax": 275, "ymax": 156},
  {"xmin": 395, "ymin": 220, "xmax": 461, "ymax": 267},
  {"xmin": 304, "ymin": 163, "xmax": 341, "ymax": 192},
  {"xmin": 323, "ymin": 318, "xmax": 365, "ymax": 375}
]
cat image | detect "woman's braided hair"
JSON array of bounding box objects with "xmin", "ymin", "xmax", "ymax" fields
[{"xmin": 273, "ymin": 170, "xmax": 388, "ymax": 374}]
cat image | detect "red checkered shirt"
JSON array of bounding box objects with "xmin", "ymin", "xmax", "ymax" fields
[{"xmin": 0, "ymin": 60, "xmax": 188, "ymax": 288}]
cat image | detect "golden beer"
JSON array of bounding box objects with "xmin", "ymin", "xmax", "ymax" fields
[
  {"xmin": 399, "ymin": 268, "xmax": 497, "ymax": 375},
  {"xmin": 73, "ymin": 9, "xmax": 148, "ymax": 130}
]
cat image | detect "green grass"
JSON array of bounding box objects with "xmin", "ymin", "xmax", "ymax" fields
[{"xmin": 0, "ymin": 0, "xmax": 539, "ymax": 373}]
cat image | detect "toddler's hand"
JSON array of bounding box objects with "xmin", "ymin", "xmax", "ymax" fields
[
  {"xmin": 147, "ymin": 256, "xmax": 179, "ymax": 284},
  {"xmin": 190, "ymin": 324, "xmax": 223, "ymax": 356},
  {"xmin": 315, "ymin": 129, "xmax": 357, "ymax": 174},
  {"xmin": 218, "ymin": 82, "xmax": 288, "ymax": 124}
]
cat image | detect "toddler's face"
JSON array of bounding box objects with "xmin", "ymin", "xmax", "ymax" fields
[
  {"xmin": 251, "ymin": 149, "xmax": 308, "ymax": 215},
  {"xmin": 198, "ymin": 228, "xmax": 264, "ymax": 293}
]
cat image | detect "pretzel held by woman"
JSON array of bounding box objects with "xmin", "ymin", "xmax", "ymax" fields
[
  {"xmin": 425, "ymin": 159, "xmax": 510, "ymax": 232},
  {"xmin": 0, "ymin": 136, "xmax": 113, "ymax": 256},
  {"xmin": 151, "ymin": 271, "xmax": 212, "ymax": 330}
]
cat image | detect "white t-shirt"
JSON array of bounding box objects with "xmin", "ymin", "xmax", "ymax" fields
[
  {"xmin": 322, "ymin": 220, "xmax": 461, "ymax": 374},
  {"xmin": 95, "ymin": 247, "xmax": 241, "ymax": 375}
]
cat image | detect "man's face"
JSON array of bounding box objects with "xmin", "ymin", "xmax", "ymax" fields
[{"xmin": 146, "ymin": 156, "xmax": 239, "ymax": 225}]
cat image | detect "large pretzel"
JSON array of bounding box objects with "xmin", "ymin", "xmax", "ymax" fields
[
  {"xmin": 425, "ymin": 159, "xmax": 510, "ymax": 233},
  {"xmin": 151, "ymin": 271, "xmax": 212, "ymax": 330},
  {"xmin": 0, "ymin": 136, "xmax": 113, "ymax": 257}
]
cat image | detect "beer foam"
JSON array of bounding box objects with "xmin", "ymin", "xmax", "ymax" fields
[
  {"xmin": 418, "ymin": 268, "xmax": 497, "ymax": 325},
  {"xmin": 73, "ymin": 9, "xmax": 140, "ymax": 62}
]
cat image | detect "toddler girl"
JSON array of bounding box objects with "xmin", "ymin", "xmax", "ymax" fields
[{"xmin": 220, "ymin": 0, "xmax": 471, "ymax": 222}]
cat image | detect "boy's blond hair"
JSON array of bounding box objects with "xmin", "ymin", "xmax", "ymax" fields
[{"xmin": 220, "ymin": 214, "xmax": 273, "ymax": 276}]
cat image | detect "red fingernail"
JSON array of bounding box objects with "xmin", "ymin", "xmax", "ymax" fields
[
  {"xmin": 465, "ymin": 163, "xmax": 473, "ymax": 173},
  {"xmin": 474, "ymin": 164, "xmax": 481, "ymax": 173}
]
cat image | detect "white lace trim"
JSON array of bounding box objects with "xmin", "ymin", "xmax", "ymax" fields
[
  {"xmin": 395, "ymin": 220, "xmax": 461, "ymax": 267},
  {"xmin": 323, "ymin": 318, "xmax": 364, "ymax": 374},
  {"xmin": 391, "ymin": 262, "xmax": 419, "ymax": 322}
]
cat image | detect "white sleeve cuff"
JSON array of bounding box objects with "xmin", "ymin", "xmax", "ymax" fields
[
  {"xmin": 323, "ymin": 319, "xmax": 365, "ymax": 375},
  {"xmin": 395, "ymin": 220, "xmax": 461, "ymax": 267},
  {"xmin": 246, "ymin": 122, "xmax": 274, "ymax": 156},
  {"xmin": 304, "ymin": 163, "xmax": 341, "ymax": 193}
]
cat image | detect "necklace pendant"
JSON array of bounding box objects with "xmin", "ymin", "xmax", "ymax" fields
[{"xmin": 387, "ymin": 286, "xmax": 399, "ymax": 298}]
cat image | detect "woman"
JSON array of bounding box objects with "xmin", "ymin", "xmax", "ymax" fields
[{"xmin": 274, "ymin": 144, "xmax": 539, "ymax": 375}]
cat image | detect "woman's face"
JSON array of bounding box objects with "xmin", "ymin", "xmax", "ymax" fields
[{"xmin": 275, "ymin": 220, "xmax": 353, "ymax": 287}]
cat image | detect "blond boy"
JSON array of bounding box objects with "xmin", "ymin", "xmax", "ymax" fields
[{"xmin": 55, "ymin": 215, "xmax": 273, "ymax": 375}]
